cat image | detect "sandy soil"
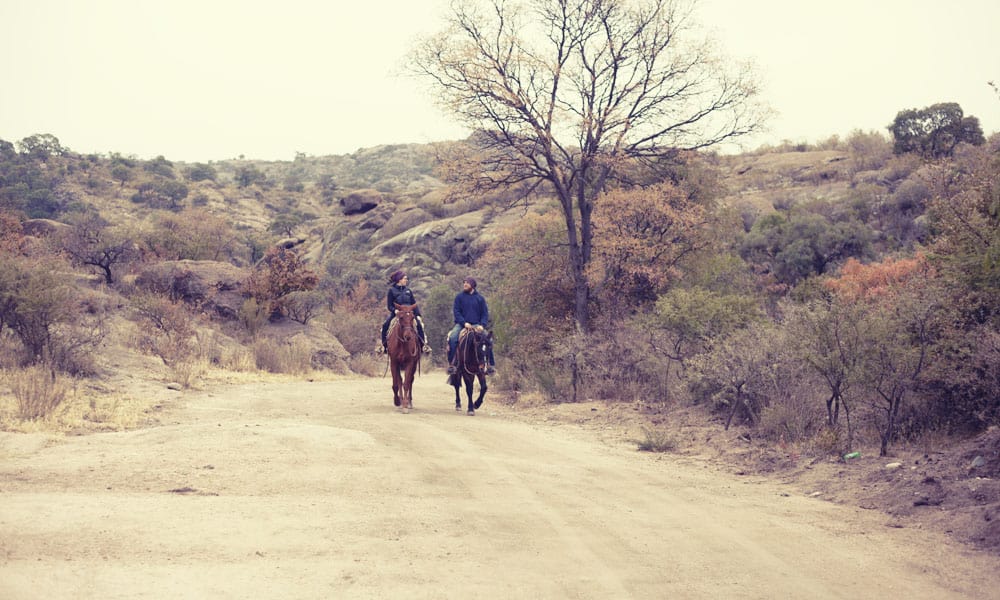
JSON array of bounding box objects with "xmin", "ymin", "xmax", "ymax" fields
[{"xmin": 2, "ymin": 372, "xmax": 999, "ymax": 599}]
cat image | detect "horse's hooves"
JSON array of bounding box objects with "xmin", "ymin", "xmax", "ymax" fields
[
  {"xmin": 394, "ymin": 398, "xmax": 400, "ymax": 407},
  {"xmin": 455, "ymin": 405, "xmax": 461, "ymax": 412},
  {"xmin": 401, "ymin": 407, "xmax": 410, "ymax": 414},
  {"xmin": 467, "ymin": 409, "xmax": 475, "ymax": 416},
  {"xmin": 473, "ymin": 399, "xmax": 483, "ymax": 409}
]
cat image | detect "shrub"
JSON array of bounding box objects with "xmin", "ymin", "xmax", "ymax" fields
[
  {"xmin": 253, "ymin": 337, "xmax": 312, "ymax": 374},
  {"xmin": 284, "ymin": 290, "xmax": 325, "ymax": 325},
  {"xmin": 348, "ymin": 353, "xmax": 382, "ymax": 377},
  {"xmin": 245, "ymin": 246, "xmax": 318, "ymax": 319},
  {"xmin": 327, "ymin": 279, "xmax": 383, "ymax": 355},
  {"xmin": 238, "ymin": 298, "xmax": 270, "ymax": 338},
  {"xmin": 169, "ymin": 358, "xmax": 210, "ymax": 389},
  {"xmin": 0, "ymin": 254, "xmax": 102, "ymax": 371},
  {"xmin": 8, "ymin": 365, "xmax": 72, "ymax": 420},
  {"xmin": 144, "ymin": 209, "xmax": 243, "ymax": 262},
  {"xmin": 130, "ymin": 293, "xmax": 197, "ymax": 366},
  {"xmin": 636, "ymin": 426, "xmax": 679, "ymax": 452}
]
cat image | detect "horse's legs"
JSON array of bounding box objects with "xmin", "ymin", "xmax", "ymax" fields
[
  {"xmin": 473, "ymin": 374, "xmax": 488, "ymax": 409},
  {"xmin": 401, "ymin": 367, "xmax": 414, "ymax": 412},
  {"xmin": 390, "ymin": 363, "xmax": 401, "ymax": 407},
  {"xmin": 463, "ymin": 375, "xmax": 476, "ymax": 415}
]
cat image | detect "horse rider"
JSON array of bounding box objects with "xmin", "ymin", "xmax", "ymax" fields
[
  {"xmin": 447, "ymin": 276, "xmax": 496, "ymax": 375},
  {"xmin": 377, "ymin": 270, "xmax": 431, "ymax": 354}
]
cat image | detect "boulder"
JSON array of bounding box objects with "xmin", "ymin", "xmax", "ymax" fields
[
  {"xmin": 135, "ymin": 260, "xmax": 249, "ymax": 320},
  {"xmin": 22, "ymin": 218, "xmax": 70, "ymax": 237},
  {"xmin": 275, "ymin": 237, "xmax": 306, "ymax": 250},
  {"xmin": 340, "ymin": 189, "xmax": 384, "ymax": 215},
  {"xmin": 262, "ymin": 319, "xmax": 351, "ymax": 374},
  {"xmin": 370, "ymin": 209, "xmax": 491, "ymax": 271}
]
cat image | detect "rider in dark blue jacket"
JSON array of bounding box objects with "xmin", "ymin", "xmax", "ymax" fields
[{"xmin": 447, "ymin": 276, "xmax": 495, "ymax": 374}]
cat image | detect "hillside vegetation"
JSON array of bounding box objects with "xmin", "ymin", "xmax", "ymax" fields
[
  {"xmin": 3, "ymin": 126, "xmax": 1000, "ymax": 551},
  {"xmin": 1, "ymin": 130, "xmax": 998, "ymax": 451}
]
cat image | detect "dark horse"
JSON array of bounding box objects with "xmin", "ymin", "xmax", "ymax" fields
[
  {"xmin": 449, "ymin": 328, "xmax": 490, "ymax": 415},
  {"xmin": 387, "ymin": 303, "xmax": 421, "ymax": 413}
]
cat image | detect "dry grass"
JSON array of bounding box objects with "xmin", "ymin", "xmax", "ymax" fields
[
  {"xmin": 348, "ymin": 353, "xmax": 383, "ymax": 377},
  {"xmin": 5, "ymin": 365, "xmax": 73, "ymax": 421},
  {"xmin": 169, "ymin": 358, "xmax": 211, "ymax": 389},
  {"xmin": 635, "ymin": 426, "xmax": 680, "ymax": 453},
  {"xmin": 0, "ymin": 367, "xmax": 144, "ymax": 432},
  {"xmin": 253, "ymin": 337, "xmax": 313, "ymax": 375}
]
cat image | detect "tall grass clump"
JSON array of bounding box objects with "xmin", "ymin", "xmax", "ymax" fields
[{"xmin": 9, "ymin": 365, "xmax": 72, "ymax": 420}]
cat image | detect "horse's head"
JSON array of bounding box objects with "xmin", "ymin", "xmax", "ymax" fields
[{"xmin": 393, "ymin": 303, "xmax": 418, "ymax": 339}]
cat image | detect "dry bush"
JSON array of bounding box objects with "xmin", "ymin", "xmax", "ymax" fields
[
  {"xmin": 845, "ymin": 129, "xmax": 892, "ymax": 173},
  {"xmin": 143, "ymin": 208, "xmax": 245, "ymax": 262},
  {"xmin": 636, "ymin": 426, "xmax": 680, "ymax": 453},
  {"xmin": 348, "ymin": 353, "xmax": 383, "ymax": 377},
  {"xmin": 81, "ymin": 393, "xmax": 144, "ymax": 430},
  {"xmin": 328, "ymin": 279, "xmax": 383, "ymax": 355},
  {"xmin": 238, "ymin": 298, "xmax": 270, "ymax": 338},
  {"xmin": 0, "ymin": 253, "xmax": 104, "ymax": 373},
  {"xmin": 578, "ymin": 326, "xmax": 673, "ymax": 403},
  {"xmin": 130, "ymin": 293, "xmax": 198, "ymax": 365},
  {"xmin": 169, "ymin": 357, "xmax": 210, "ymax": 388},
  {"xmin": 806, "ymin": 426, "xmax": 845, "ymax": 457},
  {"xmin": 245, "ymin": 246, "xmax": 319, "ymax": 320},
  {"xmin": 756, "ymin": 387, "xmax": 825, "ymax": 444},
  {"xmin": 253, "ymin": 337, "xmax": 312, "ymax": 375},
  {"xmin": 0, "ymin": 332, "xmax": 21, "ymax": 368},
  {"xmin": 8, "ymin": 365, "xmax": 73, "ymax": 420},
  {"xmin": 284, "ymin": 290, "xmax": 325, "ymax": 325},
  {"xmin": 218, "ymin": 345, "xmax": 257, "ymax": 372}
]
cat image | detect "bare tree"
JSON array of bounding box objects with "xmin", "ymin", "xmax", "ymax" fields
[
  {"xmin": 59, "ymin": 213, "xmax": 138, "ymax": 285},
  {"xmin": 413, "ymin": 0, "xmax": 766, "ymax": 333}
]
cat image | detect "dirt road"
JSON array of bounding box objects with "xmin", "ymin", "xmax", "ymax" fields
[{"xmin": 2, "ymin": 375, "xmax": 998, "ymax": 599}]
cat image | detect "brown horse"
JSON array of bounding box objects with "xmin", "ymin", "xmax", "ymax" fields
[
  {"xmin": 449, "ymin": 328, "xmax": 489, "ymax": 415},
  {"xmin": 387, "ymin": 303, "xmax": 421, "ymax": 413}
]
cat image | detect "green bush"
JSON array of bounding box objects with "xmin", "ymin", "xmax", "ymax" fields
[{"xmin": 0, "ymin": 254, "xmax": 100, "ymax": 371}]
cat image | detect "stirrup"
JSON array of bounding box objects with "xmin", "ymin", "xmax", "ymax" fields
[
  {"xmin": 422, "ymin": 344, "xmax": 432, "ymax": 354},
  {"xmin": 447, "ymin": 365, "xmax": 457, "ymax": 375},
  {"xmin": 375, "ymin": 344, "xmax": 385, "ymax": 355}
]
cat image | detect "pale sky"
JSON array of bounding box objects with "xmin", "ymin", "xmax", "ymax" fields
[{"xmin": 2, "ymin": 0, "xmax": 997, "ymax": 162}]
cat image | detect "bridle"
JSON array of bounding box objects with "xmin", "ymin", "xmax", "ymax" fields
[{"xmin": 391, "ymin": 308, "xmax": 419, "ymax": 359}]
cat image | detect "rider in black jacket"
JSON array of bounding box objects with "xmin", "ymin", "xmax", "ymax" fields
[{"xmin": 378, "ymin": 270, "xmax": 430, "ymax": 354}]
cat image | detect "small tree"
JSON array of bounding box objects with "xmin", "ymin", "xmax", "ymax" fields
[
  {"xmin": 111, "ymin": 164, "xmax": 133, "ymax": 189},
  {"xmin": 686, "ymin": 321, "xmax": 784, "ymax": 430},
  {"xmin": 888, "ymin": 102, "xmax": 985, "ymax": 158},
  {"xmin": 0, "ymin": 254, "xmax": 102, "ymax": 370},
  {"xmin": 143, "ymin": 155, "xmax": 176, "ymax": 179},
  {"xmin": 245, "ymin": 246, "xmax": 319, "ymax": 319},
  {"xmin": 184, "ymin": 163, "xmax": 217, "ymax": 182},
  {"xmin": 235, "ymin": 164, "xmax": 266, "ymax": 188},
  {"xmin": 59, "ymin": 213, "xmax": 138, "ymax": 284},
  {"xmin": 783, "ymin": 297, "xmax": 867, "ymax": 449},
  {"xmin": 824, "ymin": 256, "xmax": 943, "ymax": 455},
  {"xmin": 130, "ymin": 293, "xmax": 197, "ymax": 366}
]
